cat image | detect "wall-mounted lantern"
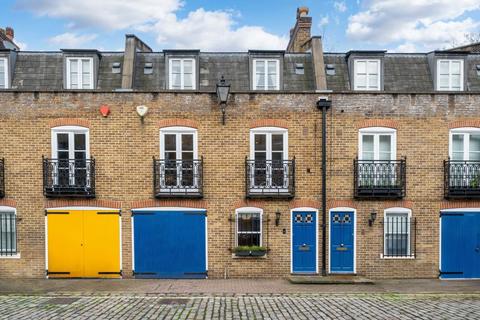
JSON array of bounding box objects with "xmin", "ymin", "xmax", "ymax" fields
[
  {"xmin": 216, "ymin": 75, "xmax": 231, "ymax": 125},
  {"xmin": 275, "ymin": 210, "xmax": 282, "ymax": 227},
  {"xmin": 136, "ymin": 105, "xmax": 149, "ymax": 123},
  {"xmin": 368, "ymin": 210, "xmax": 377, "ymax": 227}
]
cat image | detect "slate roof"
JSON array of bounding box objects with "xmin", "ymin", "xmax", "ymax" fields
[
  {"xmin": 383, "ymin": 54, "xmax": 433, "ymax": 92},
  {"xmin": 4, "ymin": 49, "xmax": 480, "ymax": 93}
]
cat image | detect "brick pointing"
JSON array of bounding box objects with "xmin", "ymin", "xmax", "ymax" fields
[
  {"xmin": 0, "ymin": 199, "xmax": 17, "ymax": 207},
  {"xmin": 250, "ymin": 119, "xmax": 289, "ymax": 129},
  {"xmin": 131, "ymin": 199, "xmax": 207, "ymax": 209},
  {"xmin": 328, "ymin": 200, "xmax": 356, "ymax": 209},
  {"xmin": 158, "ymin": 118, "xmax": 198, "ymax": 129},
  {"xmin": 233, "ymin": 199, "xmax": 265, "ymax": 209},
  {"xmin": 357, "ymin": 119, "xmax": 399, "ymax": 129},
  {"xmin": 440, "ymin": 201, "xmax": 480, "ymax": 209},
  {"xmin": 289, "ymin": 199, "xmax": 320, "ymax": 209},
  {"xmin": 48, "ymin": 118, "xmax": 90, "ymax": 128},
  {"xmin": 44, "ymin": 199, "xmax": 121, "ymax": 209},
  {"xmin": 448, "ymin": 120, "xmax": 480, "ymax": 129}
]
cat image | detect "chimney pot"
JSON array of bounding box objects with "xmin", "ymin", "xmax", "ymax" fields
[
  {"xmin": 5, "ymin": 27, "xmax": 14, "ymax": 40},
  {"xmin": 297, "ymin": 7, "xmax": 309, "ymax": 19}
]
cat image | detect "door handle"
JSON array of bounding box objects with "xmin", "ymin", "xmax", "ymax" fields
[
  {"xmin": 340, "ymin": 243, "xmax": 344, "ymax": 247},
  {"xmin": 476, "ymin": 247, "xmax": 479, "ymax": 252},
  {"xmin": 302, "ymin": 243, "xmax": 306, "ymax": 247}
]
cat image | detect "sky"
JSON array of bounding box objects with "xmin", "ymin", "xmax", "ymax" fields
[{"xmin": 1, "ymin": 0, "xmax": 479, "ymax": 53}]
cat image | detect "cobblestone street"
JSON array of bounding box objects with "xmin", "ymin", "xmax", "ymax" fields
[{"xmin": 0, "ymin": 293, "xmax": 479, "ymax": 320}]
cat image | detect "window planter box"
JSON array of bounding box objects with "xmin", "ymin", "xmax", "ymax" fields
[
  {"xmin": 234, "ymin": 250, "xmax": 267, "ymax": 257},
  {"xmin": 233, "ymin": 246, "xmax": 267, "ymax": 257}
]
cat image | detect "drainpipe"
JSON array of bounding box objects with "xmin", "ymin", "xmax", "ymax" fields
[{"xmin": 317, "ymin": 97, "xmax": 331, "ymax": 277}]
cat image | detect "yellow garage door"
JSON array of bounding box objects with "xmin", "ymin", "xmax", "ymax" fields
[{"xmin": 47, "ymin": 209, "xmax": 121, "ymax": 278}]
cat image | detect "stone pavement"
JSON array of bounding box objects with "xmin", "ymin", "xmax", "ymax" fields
[
  {"xmin": 0, "ymin": 293, "xmax": 479, "ymax": 319},
  {"xmin": 0, "ymin": 278, "xmax": 480, "ymax": 295},
  {"xmin": 0, "ymin": 279, "xmax": 479, "ymax": 319}
]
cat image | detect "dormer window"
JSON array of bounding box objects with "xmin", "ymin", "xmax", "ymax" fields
[
  {"xmin": 168, "ymin": 58, "xmax": 195, "ymax": 90},
  {"xmin": 253, "ymin": 59, "xmax": 280, "ymax": 90},
  {"xmin": 0, "ymin": 57, "xmax": 8, "ymax": 89},
  {"xmin": 66, "ymin": 57, "xmax": 94, "ymax": 89},
  {"xmin": 437, "ymin": 59, "xmax": 463, "ymax": 91},
  {"xmin": 354, "ymin": 59, "xmax": 380, "ymax": 90}
]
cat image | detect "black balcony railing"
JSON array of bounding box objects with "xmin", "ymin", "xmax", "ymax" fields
[
  {"xmin": 43, "ymin": 157, "xmax": 95, "ymax": 198},
  {"xmin": 153, "ymin": 158, "xmax": 203, "ymax": 198},
  {"xmin": 354, "ymin": 159, "xmax": 406, "ymax": 199},
  {"xmin": 0, "ymin": 158, "xmax": 4, "ymax": 199},
  {"xmin": 382, "ymin": 216, "xmax": 416, "ymax": 258},
  {"xmin": 245, "ymin": 158, "xmax": 295, "ymax": 198},
  {"xmin": 444, "ymin": 160, "xmax": 480, "ymax": 199}
]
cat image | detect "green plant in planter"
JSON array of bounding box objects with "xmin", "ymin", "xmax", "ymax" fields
[{"xmin": 234, "ymin": 246, "xmax": 267, "ymax": 257}]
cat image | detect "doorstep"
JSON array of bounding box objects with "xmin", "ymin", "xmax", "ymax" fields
[{"xmin": 287, "ymin": 275, "xmax": 374, "ymax": 285}]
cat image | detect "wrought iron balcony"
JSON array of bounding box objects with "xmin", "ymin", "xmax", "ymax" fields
[
  {"xmin": 444, "ymin": 160, "xmax": 480, "ymax": 199},
  {"xmin": 0, "ymin": 158, "xmax": 4, "ymax": 199},
  {"xmin": 354, "ymin": 159, "xmax": 406, "ymax": 199},
  {"xmin": 43, "ymin": 158, "xmax": 95, "ymax": 198},
  {"xmin": 245, "ymin": 158, "xmax": 295, "ymax": 199},
  {"xmin": 153, "ymin": 158, "xmax": 203, "ymax": 198}
]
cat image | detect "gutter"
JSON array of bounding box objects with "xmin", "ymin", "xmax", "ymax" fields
[{"xmin": 316, "ymin": 96, "xmax": 332, "ymax": 276}]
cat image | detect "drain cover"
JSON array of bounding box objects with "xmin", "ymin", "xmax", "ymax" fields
[
  {"xmin": 158, "ymin": 298, "xmax": 189, "ymax": 305},
  {"xmin": 45, "ymin": 297, "xmax": 80, "ymax": 305}
]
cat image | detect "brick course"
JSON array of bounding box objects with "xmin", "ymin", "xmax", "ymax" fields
[{"xmin": 0, "ymin": 91, "xmax": 479, "ymax": 279}]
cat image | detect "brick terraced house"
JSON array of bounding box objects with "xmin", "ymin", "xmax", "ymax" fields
[{"xmin": 1, "ymin": 7, "xmax": 480, "ymax": 279}]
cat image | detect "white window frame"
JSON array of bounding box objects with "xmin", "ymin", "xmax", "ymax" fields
[
  {"xmin": 0, "ymin": 206, "xmax": 19, "ymax": 258},
  {"xmin": 159, "ymin": 126, "xmax": 199, "ymax": 191},
  {"xmin": 235, "ymin": 207, "xmax": 263, "ymax": 247},
  {"xmin": 252, "ymin": 59, "xmax": 280, "ymax": 90},
  {"xmin": 51, "ymin": 126, "xmax": 90, "ymax": 186},
  {"xmin": 65, "ymin": 57, "xmax": 94, "ymax": 90},
  {"xmin": 358, "ymin": 127, "xmax": 396, "ymax": 160},
  {"xmin": 249, "ymin": 127, "xmax": 289, "ymax": 192},
  {"xmin": 449, "ymin": 127, "xmax": 480, "ymax": 161},
  {"xmin": 0, "ymin": 57, "xmax": 8, "ymax": 89},
  {"xmin": 436, "ymin": 59, "xmax": 464, "ymax": 91},
  {"xmin": 168, "ymin": 58, "xmax": 196, "ymax": 90},
  {"xmin": 353, "ymin": 59, "xmax": 381, "ymax": 91},
  {"xmin": 382, "ymin": 207, "xmax": 413, "ymax": 259}
]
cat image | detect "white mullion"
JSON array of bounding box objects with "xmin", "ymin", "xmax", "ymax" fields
[
  {"xmin": 266, "ymin": 133, "xmax": 272, "ymax": 187},
  {"xmin": 176, "ymin": 133, "xmax": 182, "ymax": 187},
  {"xmin": 465, "ymin": 133, "xmax": 470, "ymax": 161}
]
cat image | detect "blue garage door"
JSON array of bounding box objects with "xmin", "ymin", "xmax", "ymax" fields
[
  {"xmin": 441, "ymin": 212, "xmax": 480, "ymax": 279},
  {"xmin": 133, "ymin": 210, "xmax": 207, "ymax": 279}
]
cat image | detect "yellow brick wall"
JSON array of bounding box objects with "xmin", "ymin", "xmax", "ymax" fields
[{"xmin": 0, "ymin": 91, "xmax": 478, "ymax": 279}]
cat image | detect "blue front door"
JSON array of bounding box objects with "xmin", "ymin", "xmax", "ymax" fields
[
  {"xmin": 330, "ymin": 211, "xmax": 354, "ymax": 273},
  {"xmin": 133, "ymin": 210, "xmax": 207, "ymax": 279},
  {"xmin": 441, "ymin": 212, "xmax": 480, "ymax": 279},
  {"xmin": 292, "ymin": 211, "xmax": 317, "ymax": 273}
]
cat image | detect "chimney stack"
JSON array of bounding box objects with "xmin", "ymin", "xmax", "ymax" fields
[
  {"xmin": 286, "ymin": 7, "xmax": 312, "ymax": 53},
  {"xmin": 5, "ymin": 27, "xmax": 14, "ymax": 40}
]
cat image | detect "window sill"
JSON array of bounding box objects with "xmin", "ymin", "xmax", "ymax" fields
[
  {"xmin": 232, "ymin": 254, "xmax": 268, "ymax": 259},
  {"xmin": 0, "ymin": 253, "xmax": 20, "ymax": 259},
  {"xmin": 380, "ymin": 254, "xmax": 415, "ymax": 260}
]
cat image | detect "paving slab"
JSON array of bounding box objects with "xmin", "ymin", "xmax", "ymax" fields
[{"xmin": 0, "ymin": 278, "xmax": 479, "ymax": 295}]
